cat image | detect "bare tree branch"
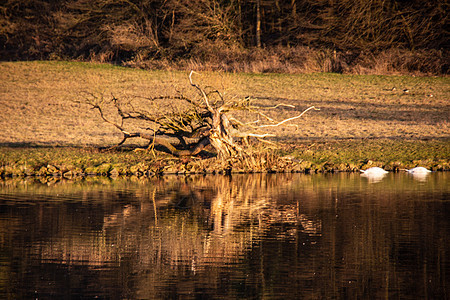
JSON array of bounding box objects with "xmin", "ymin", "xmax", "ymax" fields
[{"xmin": 257, "ymin": 106, "xmax": 319, "ymax": 128}]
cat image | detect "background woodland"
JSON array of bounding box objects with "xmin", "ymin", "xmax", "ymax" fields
[{"xmin": 1, "ymin": 0, "xmax": 448, "ymax": 74}]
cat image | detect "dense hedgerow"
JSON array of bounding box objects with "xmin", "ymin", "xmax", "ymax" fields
[{"xmin": 1, "ymin": 0, "xmax": 448, "ymax": 75}]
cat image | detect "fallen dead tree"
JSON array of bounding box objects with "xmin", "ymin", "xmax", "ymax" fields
[{"xmin": 84, "ymin": 71, "xmax": 318, "ymax": 159}]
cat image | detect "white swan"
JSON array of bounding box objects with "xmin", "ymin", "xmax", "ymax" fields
[
  {"xmin": 404, "ymin": 167, "xmax": 431, "ymax": 182},
  {"xmin": 405, "ymin": 167, "xmax": 431, "ymax": 174},
  {"xmin": 360, "ymin": 167, "xmax": 388, "ymax": 182},
  {"xmin": 360, "ymin": 167, "xmax": 389, "ymax": 175}
]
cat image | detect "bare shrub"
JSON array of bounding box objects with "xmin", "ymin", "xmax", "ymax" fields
[
  {"xmin": 106, "ymin": 22, "xmax": 159, "ymax": 51},
  {"xmin": 350, "ymin": 49, "xmax": 448, "ymax": 75},
  {"xmin": 89, "ymin": 50, "xmax": 115, "ymax": 64}
]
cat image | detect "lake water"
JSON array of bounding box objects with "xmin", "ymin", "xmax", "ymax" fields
[{"xmin": 0, "ymin": 172, "xmax": 448, "ymax": 299}]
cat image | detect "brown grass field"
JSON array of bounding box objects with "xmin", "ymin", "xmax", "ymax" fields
[{"xmin": 0, "ymin": 61, "xmax": 449, "ymax": 174}]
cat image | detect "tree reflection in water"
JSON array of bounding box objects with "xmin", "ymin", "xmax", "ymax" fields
[{"xmin": 0, "ymin": 173, "xmax": 448, "ymax": 299}]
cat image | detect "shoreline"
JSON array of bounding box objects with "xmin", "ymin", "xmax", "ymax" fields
[{"xmin": 1, "ymin": 139, "xmax": 448, "ymax": 178}]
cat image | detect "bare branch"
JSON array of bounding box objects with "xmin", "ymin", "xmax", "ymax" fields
[
  {"xmin": 189, "ymin": 70, "xmax": 214, "ymax": 114},
  {"xmin": 257, "ymin": 106, "xmax": 319, "ymax": 128}
]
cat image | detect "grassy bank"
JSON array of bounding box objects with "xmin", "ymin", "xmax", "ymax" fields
[
  {"xmin": 0, "ymin": 61, "xmax": 448, "ymax": 176},
  {"xmin": 1, "ymin": 139, "xmax": 448, "ymax": 177}
]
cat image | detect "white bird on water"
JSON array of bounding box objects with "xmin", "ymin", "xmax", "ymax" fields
[
  {"xmin": 403, "ymin": 167, "xmax": 432, "ymax": 182},
  {"xmin": 360, "ymin": 167, "xmax": 389, "ymax": 175},
  {"xmin": 360, "ymin": 167, "xmax": 388, "ymax": 182},
  {"xmin": 404, "ymin": 167, "xmax": 431, "ymax": 174}
]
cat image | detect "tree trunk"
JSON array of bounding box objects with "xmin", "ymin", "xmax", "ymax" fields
[
  {"xmin": 209, "ymin": 112, "xmax": 242, "ymax": 159},
  {"xmin": 256, "ymin": 0, "xmax": 261, "ymax": 48}
]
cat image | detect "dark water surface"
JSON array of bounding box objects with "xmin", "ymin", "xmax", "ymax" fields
[{"xmin": 0, "ymin": 173, "xmax": 448, "ymax": 299}]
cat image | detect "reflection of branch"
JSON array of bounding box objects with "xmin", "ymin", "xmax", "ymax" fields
[
  {"xmin": 34, "ymin": 175, "xmax": 324, "ymax": 275},
  {"xmin": 152, "ymin": 188, "xmax": 158, "ymax": 226}
]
